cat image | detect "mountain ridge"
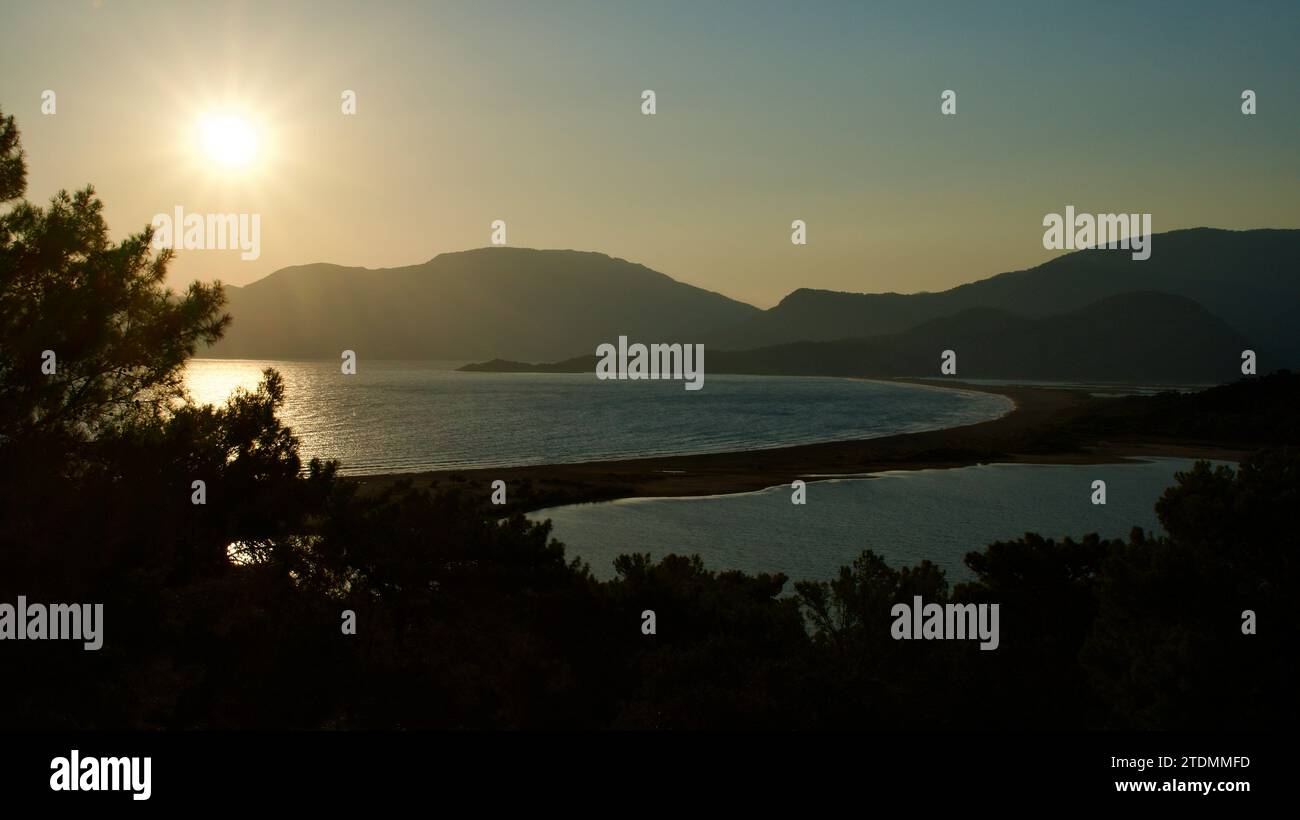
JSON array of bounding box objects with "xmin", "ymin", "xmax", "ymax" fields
[
  {"xmin": 212, "ymin": 247, "xmax": 760, "ymax": 361},
  {"xmin": 209, "ymin": 229, "xmax": 1299, "ymax": 369},
  {"xmin": 705, "ymin": 228, "xmax": 1299, "ymax": 359},
  {"xmin": 460, "ymin": 291, "xmax": 1251, "ymax": 384}
]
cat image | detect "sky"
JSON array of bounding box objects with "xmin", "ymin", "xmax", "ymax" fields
[{"xmin": 1, "ymin": 0, "xmax": 1297, "ymax": 307}]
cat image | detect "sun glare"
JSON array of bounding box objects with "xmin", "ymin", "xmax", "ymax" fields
[{"xmin": 199, "ymin": 114, "xmax": 258, "ymax": 168}]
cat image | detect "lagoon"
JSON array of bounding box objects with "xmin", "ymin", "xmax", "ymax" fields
[{"xmin": 530, "ymin": 458, "xmax": 1231, "ymax": 583}]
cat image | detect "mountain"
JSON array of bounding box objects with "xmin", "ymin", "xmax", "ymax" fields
[
  {"xmin": 462, "ymin": 292, "xmax": 1250, "ymax": 384},
  {"xmin": 209, "ymin": 248, "xmax": 760, "ymax": 361},
  {"xmin": 704, "ymin": 228, "xmax": 1300, "ymax": 366},
  {"xmin": 210, "ymin": 229, "xmax": 1297, "ymax": 370}
]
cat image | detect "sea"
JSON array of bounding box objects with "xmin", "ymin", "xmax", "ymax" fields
[
  {"xmin": 184, "ymin": 359, "xmax": 1013, "ymax": 475},
  {"xmin": 185, "ymin": 359, "xmax": 1224, "ymax": 584}
]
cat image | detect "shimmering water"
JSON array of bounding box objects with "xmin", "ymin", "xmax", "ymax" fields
[
  {"xmin": 530, "ymin": 459, "xmax": 1232, "ymax": 583},
  {"xmin": 184, "ymin": 359, "xmax": 1012, "ymax": 475}
]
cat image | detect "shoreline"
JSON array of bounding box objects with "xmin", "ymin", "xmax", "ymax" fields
[{"xmin": 349, "ymin": 379, "xmax": 1251, "ymax": 513}]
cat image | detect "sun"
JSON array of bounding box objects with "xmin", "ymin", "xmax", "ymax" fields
[{"xmin": 198, "ymin": 113, "xmax": 258, "ymax": 168}]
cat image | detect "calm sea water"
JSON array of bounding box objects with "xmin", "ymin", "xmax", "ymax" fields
[
  {"xmin": 184, "ymin": 359, "xmax": 1012, "ymax": 475},
  {"xmin": 186, "ymin": 361, "xmax": 1216, "ymax": 585},
  {"xmin": 530, "ymin": 459, "xmax": 1233, "ymax": 583}
]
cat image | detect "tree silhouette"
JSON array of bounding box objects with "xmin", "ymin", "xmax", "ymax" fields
[
  {"xmin": 1082, "ymin": 451, "xmax": 1300, "ymax": 729},
  {"xmin": 0, "ymin": 117, "xmax": 226, "ymax": 453},
  {"xmin": 0, "ymin": 106, "xmax": 1295, "ymax": 732}
]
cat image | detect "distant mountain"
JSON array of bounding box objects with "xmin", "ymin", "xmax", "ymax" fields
[
  {"xmin": 461, "ymin": 292, "xmax": 1250, "ymax": 384},
  {"xmin": 211, "ymin": 229, "xmax": 1296, "ymax": 370},
  {"xmin": 704, "ymin": 228, "xmax": 1300, "ymax": 367},
  {"xmin": 209, "ymin": 248, "xmax": 760, "ymax": 361}
]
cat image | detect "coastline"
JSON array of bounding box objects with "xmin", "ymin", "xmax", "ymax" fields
[{"xmin": 349, "ymin": 378, "xmax": 1251, "ymax": 513}]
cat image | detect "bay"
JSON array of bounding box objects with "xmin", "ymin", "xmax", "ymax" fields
[{"xmin": 185, "ymin": 358, "xmax": 1012, "ymax": 475}]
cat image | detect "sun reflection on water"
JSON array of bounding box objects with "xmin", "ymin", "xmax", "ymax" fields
[{"xmin": 185, "ymin": 359, "xmax": 271, "ymax": 407}]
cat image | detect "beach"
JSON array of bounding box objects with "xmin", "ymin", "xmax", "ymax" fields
[{"xmin": 351, "ymin": 379, "xmax": 1250, "ymax": 511}]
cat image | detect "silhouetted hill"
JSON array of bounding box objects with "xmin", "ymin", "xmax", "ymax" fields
[
  {"xmin": 463, "ymin": 292, "xmax": 1249, "ymax": 383},
  {"xmin": 457, "ymin": 358, "xmax": 566, "ymax": 373},
  {"xmin": 210, "ymin": 248, "xmax": 760, "ymax": 361},
  {"xmin": 705, "ymin": 228, "xmax": 1300, "ymax": 367},
  {"xmin": 212, "ymin": 230, "xmax": 1295, "ymax": 368}
]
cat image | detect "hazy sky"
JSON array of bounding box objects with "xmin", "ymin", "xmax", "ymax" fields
[{"xmin": 2, "ymin": 0, "xmax": 1297, "ymax": 307}]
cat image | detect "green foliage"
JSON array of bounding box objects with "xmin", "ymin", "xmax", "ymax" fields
[
  {"xmin": 607, "ymin": 554, "xmax": 808, "ymax": 728},
  {"xmin": 1082, "ymin": 452, "xmax": 1299, "ymax": 729},
  {"xmin": 0, "ymin": 190, "xmax": 227, "ymax": 450},
  {"xmin": 0, "ymin": 111, "xmax": 25, "ymax": 202},
  {"xmin": 1072, "ymin": 370, "xmax": 1300, "ymax": 446},
  {"xmin": 1, "ymin": 108, "xmax": 1295, "ymax": 731}
]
